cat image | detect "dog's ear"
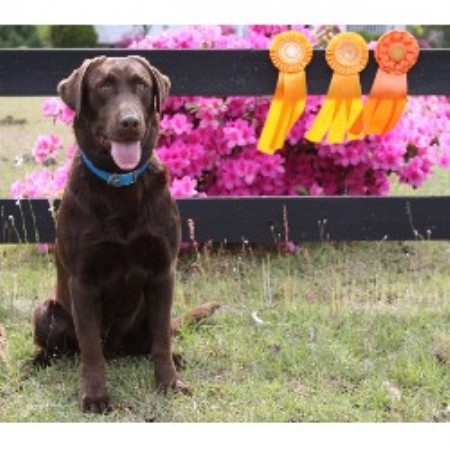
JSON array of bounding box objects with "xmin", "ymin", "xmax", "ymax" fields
[
  {"xmin": 128, "ymin": 55, "xmax": 171, "ymax": 113},
  {"xmin": 57, "ymin": 56, "xmax": 107, "ymax": 115}
]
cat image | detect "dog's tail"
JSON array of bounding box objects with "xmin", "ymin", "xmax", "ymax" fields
[{"xmin": 170, "ymin": 302, "xmax": 221, "ymax": 336}]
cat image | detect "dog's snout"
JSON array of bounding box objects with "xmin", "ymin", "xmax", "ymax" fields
[
  {"xmin": 120, "ymin": 114, "xmax": 140, "ymax": 130},
  {"xmin": 107, "ymin": 108, "xmax": 144, "ymax": 142}
]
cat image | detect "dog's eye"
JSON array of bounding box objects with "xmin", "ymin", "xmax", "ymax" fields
[
  {"xmin": 99, "ymin": 82, "xmax": 113, "ymax": 93},
  {"xmin": 136, "ymin": 82, "xmax": 146, "ymax": 93}
]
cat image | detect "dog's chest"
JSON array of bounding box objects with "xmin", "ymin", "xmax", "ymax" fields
[{"xmin": 81, "ymin": 233, "xmax": 172, "ymax": 284}]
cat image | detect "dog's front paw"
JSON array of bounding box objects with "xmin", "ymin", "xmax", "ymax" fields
[
  {"xmin": 81, "ymin": 393, "xmax": 112, "ymax": 414},
  {"xmin": 172, "ymin": 377, "xmax": 192, "ymax": 395},
  {"xmin": 154, "ymin": 358, "xmax": 192, "ymax": 395},
  {"xmin": 157, "ymin": 375, "xmax": 192, "ymax": 396}
]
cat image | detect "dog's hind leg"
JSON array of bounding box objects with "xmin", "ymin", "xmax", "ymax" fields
[{"xmin": 33, "ymin": 299, "xmax": 78, "ymax": 367}]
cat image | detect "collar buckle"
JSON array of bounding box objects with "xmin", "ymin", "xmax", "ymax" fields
[{"xmin": 107, "ymin": 173, "xmax": 122, "ymax": 187}]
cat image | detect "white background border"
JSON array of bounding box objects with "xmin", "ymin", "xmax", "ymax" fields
[
  {"xmin": 1, "ymin": 1, "xmax": 449, "ymax": 449},
  {"xmin": 1, "ymin": 423, "xmax": 450, "ymax": 450},
  {"xmin": 1, "ymin": 0, "xmax": 450, "ymax": 24}
]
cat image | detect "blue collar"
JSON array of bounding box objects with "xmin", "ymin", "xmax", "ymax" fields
[{"xmin": 80, "ymin": 150, "xmax": 149, "ymax": 187}]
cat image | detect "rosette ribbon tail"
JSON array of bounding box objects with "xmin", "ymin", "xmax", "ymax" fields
[
  {"xmin": 350, "ymin": 70, "xmax": 408, "ymax": 135},
  {"xmin": 258, "ymin": 71, "xmax": 307, "ymax": 153},
  {"xmin": 306, "ymin": 73, "xmax": 364, "ymax": 144}
]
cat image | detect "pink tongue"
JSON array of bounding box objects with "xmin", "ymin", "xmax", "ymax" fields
[{"xmin": 110, "ymin": 141, "xmax": 142, "ymax": 170}]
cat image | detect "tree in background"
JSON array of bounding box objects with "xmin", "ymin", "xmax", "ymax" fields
[
  {"xmin": 48, "ymin": 25, "xmax": 98, "ymax": 48},
  {"xmin": 407, "ymin": 25, "xmax": 450, "ymax": 48},
  {"xmin": 0, "ymin": 25, "xmax": 99, "ymax": 48},
  {"xmin": 0, "ymin": 26, "xmax": 42, "ymax": 48}
]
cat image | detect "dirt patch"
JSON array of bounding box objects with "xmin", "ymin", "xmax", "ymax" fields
[
  {"xmin": 432, "ymin": 332, "xmax": 450, "ymax": 366},
  {"xmin": 0, "ymin": 115, "xmax": 27, "ymax": 126}
]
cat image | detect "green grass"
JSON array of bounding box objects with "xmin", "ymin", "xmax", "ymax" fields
[
  {"xmin": 0, "ymin": 98, "xmax": 449, "ymax": 422},
  {"xmin": 0, "ymin": 243, "xmax": 449, "ymax": 422}
]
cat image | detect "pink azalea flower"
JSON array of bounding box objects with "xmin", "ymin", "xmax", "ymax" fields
[
  {"xmin": 170, "ymin": 176, "xmax": 198, "ymax": 198},
  {"xmin": 310, "ymin": 183, "xmax": 324, "ymax": 196},
  {"xmin": 41, "ymin": 98, "xmax": 74, "ymax": 125},
  {"xmin": 42, "ymin": 98, "xmax": 61, "ymax": 117},
  {"xmin": 439, "ymin": 147, "xmax": 450, "ymax": 169},
  {"xmin": 399, "ymin": 157, "xmax": 431, "ymax": 188},
  {"xmin": 170, "ymin": 113, "xmax": 194, "ymax": 135},
  {"xmin": 371, "ymin": 141, "xmax": 406, "ymax": 170},
  {"xmin": 223, "ymin": 119, "xmax": 257, "ymax": 149},
  {"xmin": 32, "ymin": 133, "xmax": 61, "ymax": 164},
  {"xmin": 37, "ymin": 244, "xmax": 51, "ymax": 254},
  {"xmin": 53, "ymin": 163, "xmax": 71, "ymax": 193},
  {"xmin": 24, "ymin": 169, "xmax": 54, "ymax": 198},
  {"xmin": 59, "ymin": 104, "xmax": 75, "ymax": 125},
  {"xmin": 66, "ymin": 143, "xmax": 78, "ymax": 160},
  {"xmin": 257, "ymin": 153, "xmax": 285, "ymax": 178},
  {"xmin": 10, "ymin": 180, "xmax": 27, "ymax": 199},
  {"xmin": 439, "ymin": 132, "xmax": 450, "ymax": 168}
]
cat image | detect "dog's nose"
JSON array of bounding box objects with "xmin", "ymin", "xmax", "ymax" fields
[{"xmin": 120, "ymin": 114, "xmax": 140, "ymax": 129}]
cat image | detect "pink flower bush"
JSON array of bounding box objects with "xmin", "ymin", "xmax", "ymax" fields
[
  {"xmin": 42, "ymin": 98, "xmax": 75, "ymax": 125},
  {"xmin": 439, "ymin": 134, "xmax": 450, "ymax": 169},
  {"xmin": 31, "ymin": 133, "xmax": 62, "ymax": 164},
  {"xmin": 11, "ymin": 168, "xmax": 54, "ymax": 199},
  {"xmin": 170, "ymin": 176, "xmax": 198, "ymax": 198},
  {"xmin": 9, "ymin": 25, "xmax": 450, "ymax": 201},
  {"xmin": 222, "ymin": 119, "xmax": 257, "ymax": 150}
]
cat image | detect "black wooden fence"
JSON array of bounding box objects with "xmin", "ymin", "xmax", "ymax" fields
[{"xmin": 1, "ymin": 49, "xmax": 449, "ymax": 244}]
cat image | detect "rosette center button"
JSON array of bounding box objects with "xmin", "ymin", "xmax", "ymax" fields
[
  {"xmin": 281, "ymin": 42, "xmax": 303, "ymax": 63},
  {"xmin": 336, "ymin": 42, "xmax": 360, "ymax": 66},
  {"xmin": 389, "ymin": 43, "xmax": 405, "ymax": 62}
]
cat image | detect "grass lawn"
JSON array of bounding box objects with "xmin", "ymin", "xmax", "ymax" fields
[{"xmin": 0, "ymin": 98, "xmax": 449, "ymax": 422}]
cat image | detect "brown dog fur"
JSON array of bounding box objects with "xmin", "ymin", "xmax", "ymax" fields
[{"xmin": 32, "ymin": 56, "xmax": 217, "ymax": 413}]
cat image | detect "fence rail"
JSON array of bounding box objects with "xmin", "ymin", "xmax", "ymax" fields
[
  {"xmin": 1, "ymin": 49, "xmax": 450, "ymax": 96},
  {"xmin": 1, "ymin": 49, "xmax": 449, "ymax": 243},
  {"xmin": 1, "ymin": 197, "xmax": 449, "ymax": 244}
]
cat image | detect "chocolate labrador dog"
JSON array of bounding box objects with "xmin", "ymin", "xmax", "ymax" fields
[{"xmin": 33, "ymin": 56, "xmax": 216, "ymax": 413}]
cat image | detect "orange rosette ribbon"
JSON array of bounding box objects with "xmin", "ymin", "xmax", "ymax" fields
[
  {"xmin": 305, "ymin": 32, "xmax": 368, "ymax": 144},
  {"xmin": 350, "ymin": 30, "xmax": 419, "ymax": 136},
  {"xmin": 257, "ymin": 31, "xmax": 313, "ymax": 154}
]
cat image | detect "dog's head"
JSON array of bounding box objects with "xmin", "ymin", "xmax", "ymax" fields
[{"xmin": 58, "ymin": 56, "xmax": 170, "ymax": 172}]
